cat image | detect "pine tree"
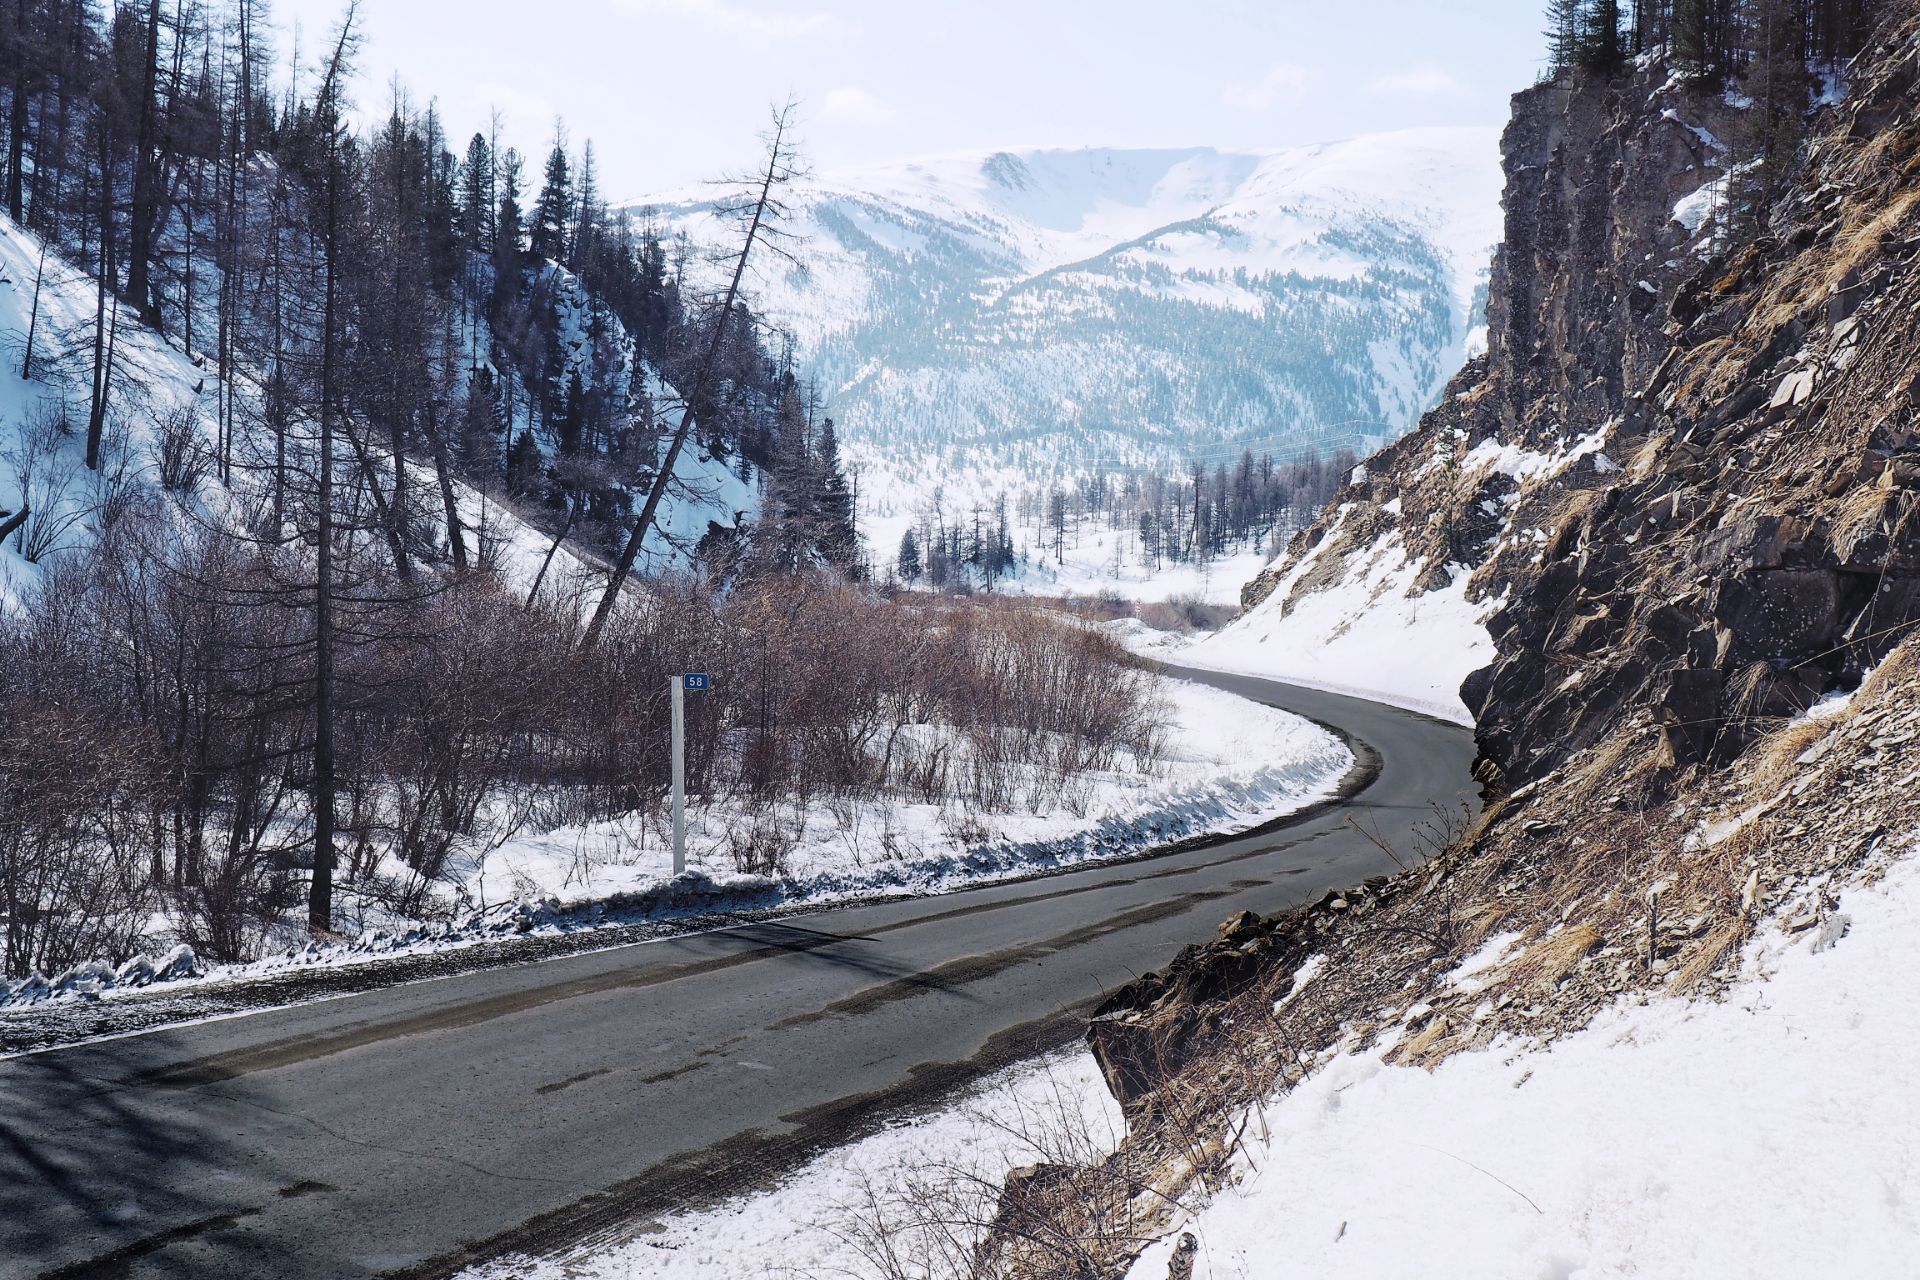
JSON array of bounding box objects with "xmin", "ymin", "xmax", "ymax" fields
[
  {"xmin": 459, "ymin": 131, "xmax": 492, "ymax": 250},
  {"xmin": 897, "ymin": 527, "xmax": 922, "ymax": 582},
  {"xmin": 530, "ymin": 126, "xmax": 572, "ymax": 262}
]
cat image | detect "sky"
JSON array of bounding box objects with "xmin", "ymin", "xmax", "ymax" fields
[{"xmin": 273, "ymin": 0, "xmax": 1551, "ymax": 198}]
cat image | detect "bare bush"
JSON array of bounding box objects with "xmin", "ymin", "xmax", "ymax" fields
[{"xmin": 154, "ymin": 406, "xmax": 213, "ymax": 493}]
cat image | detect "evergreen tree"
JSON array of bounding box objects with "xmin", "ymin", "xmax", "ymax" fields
[
  {"xmin": 1581, "ymin": 0, "xmax": 1628, "ymax": 70},
  {"xmin": 530, "ymin": 126, "xmax": 573, "ymax": 262},
  {"xmin": 897, "ymin": 527, "xmax": 922, "ymax": 582},
  {"xmin": 459, "ymin": 131, "xmax": 493, "ymax": 251},
  {"xmin": 492, "ymin": 147, "xmax": 525, "ymax": 306},
  {"xmin": 814, "ymin": 417, "xmax": 859, "ymax": 575},
  {"xmin": 572, "ymin": 139, "xmax": 604, "ymax": 271},
  {"xmin": 1546, "ymin": 0, "xmax": 1584, "ymax": 70}
]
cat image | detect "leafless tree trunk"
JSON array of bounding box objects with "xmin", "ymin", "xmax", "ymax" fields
[
  {"xmin": 308, "ymin": 5, "xmax": 359, "ymax": 934},
  {"xmin": 583, "ymin": 101, "xmax": 801, "ymax": 647}
]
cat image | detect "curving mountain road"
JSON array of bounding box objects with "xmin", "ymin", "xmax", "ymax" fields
[{"xmin": 0, "ymin": 669, "xmax": 1475, "ymax": 1280}]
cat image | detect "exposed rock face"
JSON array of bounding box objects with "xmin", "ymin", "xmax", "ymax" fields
[
  {"xmin": 1244, "ymin": 16, "xmax": 1920, "ymax": 796},
  {"xmin": 1472, "ymin": 16, "xmax": 1920, "ymax": 791}
]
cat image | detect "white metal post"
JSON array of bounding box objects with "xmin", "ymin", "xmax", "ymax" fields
[{"xmin": 670, "ymin": 674, "xmax": 686, "ymax": 875}]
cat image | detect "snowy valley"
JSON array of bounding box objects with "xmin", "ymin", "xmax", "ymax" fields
[{"xmin": 634, "ymin": 130, "xmax": 1503, "ymax": 587}]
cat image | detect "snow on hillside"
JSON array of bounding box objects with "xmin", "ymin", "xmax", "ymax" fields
[
  {"xmin": 1155, "ymin": 422, "xmax": 1625, "ymax": 723},
  {"xmin": 1172, "ymin": 505, "xmax": 1497, "ymax": 724},
  {"xmin": 1120, "ymin": 839, "xmax": 1920, "ymax": 1280},
  {"xmin": 0, "ymin": 213, "xmax": 744, "ymax": 617},
  {"xmin": 0, "ymin": 214, "xmax": 207, "ymax": 607},
  {"xmin": 631, "ymin": 130, "xmax": 1503, "ymax": 573}
]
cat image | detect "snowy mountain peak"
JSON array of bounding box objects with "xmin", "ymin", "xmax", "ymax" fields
[{"xmin": 630, "ymin": 129, "xmax": 1503, "ymax": 556}]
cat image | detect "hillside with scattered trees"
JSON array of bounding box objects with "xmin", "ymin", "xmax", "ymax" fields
[{"xmin": 0, "ymin": 0, "xmax": 1158, "ymax": 973}]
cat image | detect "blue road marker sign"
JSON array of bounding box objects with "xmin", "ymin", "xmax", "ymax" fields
[{"xmin": 684, "ymin": 672, "xmax": 711, "ymax": 692}]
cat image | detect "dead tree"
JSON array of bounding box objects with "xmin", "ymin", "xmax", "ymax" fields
[{"xmin": 582, "ymin": 101, "xmax": 802, "ymax": 647}]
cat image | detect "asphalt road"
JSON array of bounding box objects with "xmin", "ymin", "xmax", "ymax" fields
[{"xmin": 0, "ymin": 669, "xmax": 1476, "ymax": 1280}]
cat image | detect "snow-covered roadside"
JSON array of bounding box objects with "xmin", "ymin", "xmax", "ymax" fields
[
  {"xmin": 1107, "ymin": 543, "xmax": 1494, "ymax": 728},
  {"xmin": 1, "ymin": 676, "xmax": 1352, "ymax": 1013},
  {"xmin": 1121, "ymin": 840, "xmax": 1920, "ymax": 1280},
  {"xmin": 462, "ymin": 1050, "xmax": 1122, "ymax": 1280},
  {"xmin": 598, "ymin": 838, "xmax": 1920, "ymax": 1280},
  {"xmin": 467, "ymin": 678, "xmax": 1348, "ymax": 908}
]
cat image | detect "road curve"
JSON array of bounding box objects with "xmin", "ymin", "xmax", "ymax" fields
[{"xmin": 0, "ymin": 670, "xmax": 1476, "ymax": 1280}]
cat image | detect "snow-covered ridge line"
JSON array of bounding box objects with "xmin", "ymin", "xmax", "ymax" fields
[{"xmin": 628, "ymin": 131, "xmax": 1504, "ymax": 571}]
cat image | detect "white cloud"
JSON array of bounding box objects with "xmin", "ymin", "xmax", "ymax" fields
[
  {"xmin": 1369, "ymin": 62, "xmax": 1464, "ymax": 96},
  {"xmin": 817, "ymin": 86, "xmax": 901, "ymax": 126},
  {"xmin": 610, "ymin": 0, "xmax": 851, "ymax": 39},
  {"xmin": 1222, "ymin": 62, "xmax": 1317, "ymax": 112}
]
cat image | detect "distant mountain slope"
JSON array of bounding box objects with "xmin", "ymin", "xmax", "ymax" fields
[{"xmin": 630, "ymin": 130, "xmax": 1503, "ymax": 512}]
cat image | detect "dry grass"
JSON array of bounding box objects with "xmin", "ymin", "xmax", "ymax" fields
[
  {"xmin": 1832, "ymin": 484, "xmax": 1901, "ymax": 550},
  {"xmin": 1747, "ymin": 716, "xmax": 1837, "ymax": 800},
  {"xmin": 1509, "ymin": 923, "xmax": 1603, "ymax": 991},
  {"xmin": 1673, "ymin": 918, "xmax": 1748, "ymax": 991},
  {"xmin": 1395, "ymin": 1016, "xmax": 1454, "ymax": 1066},
  {"xmin": 1856, "ymin": 634, "xmax": 1920, "ymax": 703}
]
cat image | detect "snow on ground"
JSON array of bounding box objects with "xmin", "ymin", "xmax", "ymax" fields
[
  {"xmin": 1006, "ymin": 539, "xmax": 1269, "ymax": 608},
  {"xmin": 1, "ymin": 675, "xmax": 1352, "ymax": 1010},
  {"xmin": 1164, "ymin": 516, "xmax": 1495, "ymax": 724},
  {"xmin": 1122, "ymin": 840, "xmax": 1920, "ymax": 1280},
  {"xmin": 0, "ymin": 214, "xmax": 207, "ymax": 608},
  {"xmin": 569, "ymin": 837, "xmax": 1920, "ymax": 1280},
  {"xmin": 464, "ymin": 675, "xmax": 1349, "ymax": 909},
  {"xmin": 460, "ymin": 1049, "xmax": 1122, "ymax": 1280}
]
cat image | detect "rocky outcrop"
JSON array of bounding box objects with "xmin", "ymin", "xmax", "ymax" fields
[
  {"xmin": 1245, "ymin": 16, "xmax": 1920, "ymax": 799},
  {"xmin": 1082, "ymin": 0, "xmax": 1920, "ymax": 1182},
  {"xmin": 1470, "ymin": 13, "xmax": 1920, "ymax": 792}
]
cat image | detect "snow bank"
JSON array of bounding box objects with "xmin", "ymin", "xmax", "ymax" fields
[
  {"xmin": 466, "ymin": 675, "xmax": 1352, "ymax": 908},
  {"xmin": 1168, "ymin": 520, "xmax": 1495, "ymax": 724},
  {"xmin": 1123, "ymin": 842, "xmax": 1920, "ymax": 1279}
]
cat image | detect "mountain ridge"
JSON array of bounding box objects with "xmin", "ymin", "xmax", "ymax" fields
[{"xmin": 627, "ymin": 129, "xmax": 1504, "ymax": 537}]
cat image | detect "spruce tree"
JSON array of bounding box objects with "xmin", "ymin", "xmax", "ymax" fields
[
  {"xmin": 459, "ymin": 131, "xmax": 492, "ymax": 250},
  {"xmin": 814, "ymin": 417, "xmax": 859, "ymax": 575},
  {"xmin": 1580, "ymin": 0, "xmax": 1628, "ymax": 71},
  {"xmin": 898, "ymin": 528, "xmax": 922, "ymax": 582},
  {"xmin": 530, "ymin": 129, "xmax": 573, "ymax": 262}
]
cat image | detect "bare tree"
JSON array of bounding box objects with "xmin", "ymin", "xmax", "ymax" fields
[{"xmin": 583, "ymin": 100, "xmax": 803, "ymax": 647}]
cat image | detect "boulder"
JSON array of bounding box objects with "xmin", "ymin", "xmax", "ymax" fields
[
  {"xmin": 1712, "ymin": 569, "xmax": 1843, "ymax": 657},
  {"xmin": 1698, "ymin": 514, "xmax": 1792, "ymax": 572}
]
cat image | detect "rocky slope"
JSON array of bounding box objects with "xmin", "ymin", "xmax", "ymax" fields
[{"xmin": 978, "ymin": 6, "xmax": 1920, "ymax": 1274}]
